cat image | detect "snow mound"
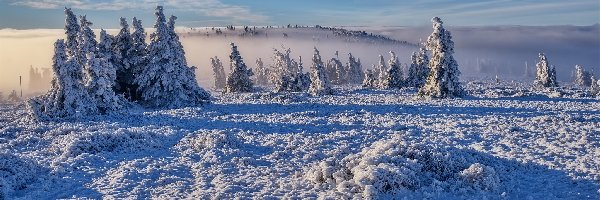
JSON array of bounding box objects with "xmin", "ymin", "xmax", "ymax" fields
[
  {"xmin": 57, "ymin": 129, "xmax": 164, "ymax": 158},
  {"xmin": 0, "ymin": 153, "xmax": 42, "ymax": 198},
  {"xmin": 305, "ymin": 135, "xmax": 502, "ymax": 198},
  {"xmin": 189, "ymin": 130, "xmax": 242, "ymax": 150}
]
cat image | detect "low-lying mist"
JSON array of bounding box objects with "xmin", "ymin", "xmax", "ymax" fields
[{"xmin": 0, "ymin": 25, "xmax": 598, "ymax": 96}]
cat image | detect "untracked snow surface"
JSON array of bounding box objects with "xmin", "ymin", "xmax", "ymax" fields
[{"xmin": 0, "ymin": 82, "xmax": 599, "ymax": 199}]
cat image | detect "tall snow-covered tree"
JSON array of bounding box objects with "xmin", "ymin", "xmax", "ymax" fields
[
  {"xmin": 76, "ymin": 15, "xmax": 97, "ymax": 66},
  {"xmin": 376, "ymin": 54, "xmax": 388, "ymax": 89},
  {"xmin": 127, "ymin": 17, "xmax": 147, "ymax": 100},
  {"xmin": 135, "ymin": 6, "xmax": 210, "ymax": 108},
  {"xmin": 309, "ymin": 47, "xmax": 333, "ymax": 96},
  {"xmin": 210, "ymin": 56, "xmax": 226, "ymax": 90},
  {"xmin": 253, "ymin": 58, "xmax": 270, "ymax": 86},
  {"xmin": 533, "ymin": 53, "xmax": 558, "ymax": 89},
  {"xmin": 27, "ymin": 40, "xmax": 97, "ymax": 119},
  {"xmin": 327, "ymin": 52, "xmax": 345, "ymax": 85},
  {"xmin": 64, "ymin": 8, "xmax": 80, "ymax": 58},
  {"xmin": 113, "ymin": 17, "xmax": 134, "ymax": 97},
  {"xmin": 574, "ymin": 65, "xmax": 592, "ymax": 87},
  {"xmin": 225, "ymin": 43, "xmax": 254, "ymax": 93},
  {"xmin": 407, "ymin": 47, "xmax": 429, "ymax": 88},
  {"xmin": 381, "ymin": 51, "xmax": 404, "ymax": 89},
  {"xmin": 82, "ymin": 29, "xmax": 127, "ymax": 113},
  {"xmin": 418, "ymin": 17, "xmax": 464, "ymax": 98},
  {"xmin": 346, "ymin": 53, "xmax": 363, "ymax": 84}
]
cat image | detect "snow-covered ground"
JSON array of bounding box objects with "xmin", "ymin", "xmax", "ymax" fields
[{"xmin": 0, "ymin": 81, "xmax": 598, "ymax": 199}]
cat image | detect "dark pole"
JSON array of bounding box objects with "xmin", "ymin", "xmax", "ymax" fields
[{"xmin": 19, "ymin": 76, "xmax": 22, "ymax": 97}]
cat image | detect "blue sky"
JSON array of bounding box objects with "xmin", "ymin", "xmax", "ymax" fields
[{"xmin": 1, "ymin": 0, "xmax": 599, "ymax": 29}]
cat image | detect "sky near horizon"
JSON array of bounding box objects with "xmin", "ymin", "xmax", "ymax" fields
[{"xmin": 0, "ymin": 0, "xmax": 599, "ymax": 29}]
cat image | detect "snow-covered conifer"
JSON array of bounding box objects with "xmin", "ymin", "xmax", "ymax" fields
[
  {"xmin": 362, "ymin": 67, "xmax": 377, "ymax": 88},
  {"xmin": 254, "ymin": 58, "xmax": 270, "ymax": 86},
  {"xmin": 7, "ymin": 90, "xmax": 20, "ymax": 102},
  {"xmin": 381, "ymin": 51, "xmax": 403, "ymax": 89},
  {"xmin": 327, "ymin": 52, "xmax": 345, "ymax": 85},
  {"xmin": 210, "ymin": 56, "xmax": 226, "ymax": 90},
  {"xmin": 309, "ymin": 47, "xmax": 333, "ymax": 96},
  {"xmin": 346, "ymin": 53, "xmax": 363, "ymax": 84},
  {"xmin": 82, "ymin": 29, "xmax": 127, "ymax": 113},
  {"xmin": 64, "ymin": 8, "xmax": 80, "ymax": 58},
  {"xmin": 135, "ymin": 6, "xmax": 210, "ymax": 108},
  {"xmin": 113, "ymin": 17, "xmax": 134, "ymax": 96},
  {"xmin": 590, "ymin": 76, "xmax": 600, "ymax": 97},
  {"xmin": 418, "ymin": 17, "xmax": 464, "ymax": 98},
  {"xmin": 376, "ymin": 55, "xmax": 388, "ymax": 89},
  {"xmin": 225, "ymin": 43, "xmax": 254, "ymax": 93},
  {"xmin": 533, "ymin": 53, "xmax": 558, "ymax": 89},
  {"xmin": 76, "ymin": 16, "xmax": 97, "ymax": 66},
  {"xmin": 271, "ymin": 48, "xmax": 308, "ymax": 92},
  {"xmin": 574, "ymin": 65, "xmax": 592, "ymax": 87},
  {"xmin": 27, "ymin": 40, "xmax": 97, "ymax": 119},
  {"xmin": 407, "ymin": 47, "xmax": 429, "ymax": 88},
  {"xmin": 127, "ymin": 17, "xmax": 147, "ymax": 100}
]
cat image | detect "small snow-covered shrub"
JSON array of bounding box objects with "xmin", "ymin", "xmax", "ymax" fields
[
  {"xmin": 59, "ymin": 129, "xmax": 163, "ymax": 158},
  {"xmin": 0, "ymin": 153, "xmax": 41, "ymax": 198},
  {"xmin": 191, "ymin": 130, "xmax": 241, "ymax": 150},
  {"xmin": 460, "ymin": 163, "xmax": 500, "ymax": 191},
  {"xmin": 304, "ymin": 135, "xmax": 502, "ymax": 198}
]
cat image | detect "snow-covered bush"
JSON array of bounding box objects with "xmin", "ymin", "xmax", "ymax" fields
[
  {"xmin": 135, "ymin": 6, "xmax": 211, "ymax": 108},
  {"xmin": 327, "ymin": 51, "xmax": 345, "ymax": 85},
  {"xmin": 7, "ymin": 90, "xmax": 20, "ymax": 102},
  {"xmin": 211, "ymin": 56, "xmax": 227, "ymax": 90},
  {"xmin": 533, "ymin": 53, "xmax": 558, "ymax": 89},
  {"xmin": 380, "ymin": 51, "xmax": 404, "ymax": 89},
  {"xmin": 308, "ymin": 47, "xmax": 333, "ymax": 96},
  {"xmin": 418, "ymin": 17, "xmax": 464, "ymax": 98},
  {"xmin": 59, "ymin": 129, "xmax": 163, "ymax": 158},
  {"xmin": 225, "ymin": 43, "xmax": 254, "ymax": 93},
  {"xmin": 0, "ymin": 153, "xmax": 42, "ymax": 198},
  {"xmin": 345, "ymin": 53, "xmax": 363, "ymax": 84},
  {"xmin": 590, "ymin": 76, "xmax": 600, "ymax": 97},
  {"xmin": 460, "ymin": 163, "xmax": 500, "ymax": 191},
  {"xmin": 305, "ymin": 135, "xmax": 502, "ymax": 198},
  {"xmin": 375, "ymin": 54, "xmax": 388, "ymax": 89}
]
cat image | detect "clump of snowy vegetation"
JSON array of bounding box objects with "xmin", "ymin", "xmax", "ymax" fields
[
  {"xmin": 304, "ymin": 135, "xmax": 502, "ymax": 199},
  {"xmin": 0, "ymin": 153, "xmax": 43, "ymax": 198},
  {"xmin": 270, "ymin": 48, "xmax": 310, "ymax": 93},
  {"xmin": 57, "ymin": 129, "xmax": 164, "ymax": 159},
  {"xmin": 210, "ymin": 56, "xmax": 227, "ymax": 90},
  {"xmin": 533, "ymin": 53, "xmax": 558, "ymax": 90},
  {"xmin": 27, "ymin": 6, "xmax": 210, "ymax": 120},
  {"xmin": 308, "ymin": 47, "xmax": 334, "ymax": 96}
]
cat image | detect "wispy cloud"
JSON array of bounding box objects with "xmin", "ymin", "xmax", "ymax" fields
[{"xmin": 10, "ymin": 0, "xmax": 268, "ymax": 23}]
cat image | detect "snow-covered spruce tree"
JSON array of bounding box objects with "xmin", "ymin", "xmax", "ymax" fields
[
  {"xmin": 309, "ymin": 47, "xmax": 333, "ymax": 96},
  {"xmin": 381, "ymin": 51, "xmax": 404, "ymax": 89},
  {"xmin": 135, "ymin": 6, "xmax": 210, "ymax": 108},
  {"xmin": 27, "ymin": 40, "xmax": 97, "ymax": 119},
  {"xmin": 270, "ymin": 48, "xmax": 309, "ymax": 92},
  {"xmin": 210, "ymin": 56, "xmax": 226, "ymax": 90},
  {"xmin": 533, "ymin": 53, "xmax": 558, "ymax": 89},
  {"xmin": 574, "ymin": 65, "xmax": 592, "ymax": 87},
  {"xmin": 376, "ymin": 54, "xmax": 388, "ymax": 89},
  {"xmin": 64, "ymin": 8, "xmax": 80, "ymax": 58},
  {"xmin": 113, "ymin": 17, "xmax": 134, "ymax": 97},
  {"xmin": 407, "ymin": 47, "xmax": 430, "ymax": 88},
  {"xmin": 327, "ymin": 52, "xmax": 345, "ymax": 85},
  {"xmin": 76, "ymin": 16, "xmax": 97, "ymax": 67},
  {"xmin": 362, "ymin": 67, "xmax": 377, "ymax": 88},
  {"xmin": 590, "ymin": 76, "xmax": 600, "ymax": 97},
  {"xmin": 418, "ymin": 17, "xmax": 464, "ymax": 98},
  {"xmin": 128, "ymin": 17, "xmax": 147, "ymax": 101},
  {"xmin": 253, "ymin": 58, "xmax": 270, "ymax": 86},
  {"xmin": 7, "ymin": 90, "xmax": 20, "ymax": 102},
  {"xmin": 225, "ymin": 43, "xmax": 254, "ymax": 93},
  {"xmin": 82, "ymin": 29, "xmax": 127, "ymax": 113},
  {"xmin": 345, "ymin": 53, "xmax": 363, "ymax": 84}
]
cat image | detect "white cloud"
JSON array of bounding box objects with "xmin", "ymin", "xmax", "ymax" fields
[{"xmin": 11, "ymin": 0, "xmax": 268, "ymax": 23}]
